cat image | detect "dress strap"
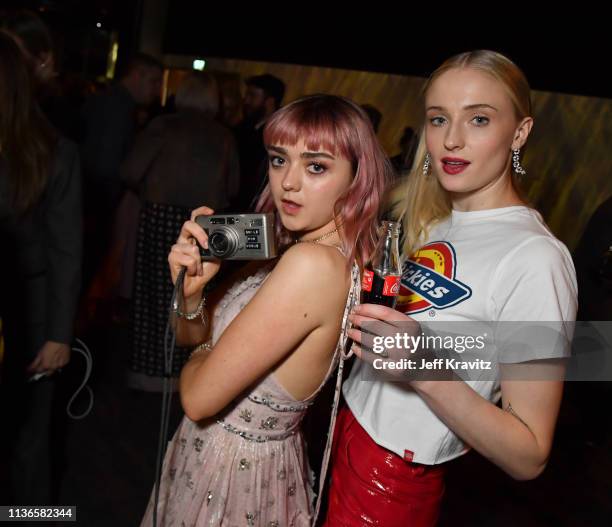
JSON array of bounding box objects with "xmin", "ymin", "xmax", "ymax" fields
[
  {"xmin": 312, "ymin": 261, "xmax": 361, "ymax": 523},
  {"xmin": 329, "ymin": 244, "xmax": 346, "ymax": 256}
]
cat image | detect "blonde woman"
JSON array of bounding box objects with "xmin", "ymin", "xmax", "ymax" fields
[
  {"xmin": 140, "ymin": 95, "xmax": 391, "ymax": 526},
  {"xmin": 325, "ymin": 51, "xmax": 577, "ymax": 526}
]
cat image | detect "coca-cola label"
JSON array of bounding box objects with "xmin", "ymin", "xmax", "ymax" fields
[
  {"xmin": 383, "ymin": 275, "xmax": 400, "ymax": 296},
  {"xmin": 362, "ymin": 270, "xmax": 400, "ymax": 296}
]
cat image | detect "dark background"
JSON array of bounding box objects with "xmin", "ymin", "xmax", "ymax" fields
[{"xmin": 5, "ymin": 0, "xmax": 611, "ymax": 99}]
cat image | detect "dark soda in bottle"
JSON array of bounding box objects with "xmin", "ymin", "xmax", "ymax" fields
[{"xmin": 361, "ymin": 221, "xmax": 402, "ymax": 308}]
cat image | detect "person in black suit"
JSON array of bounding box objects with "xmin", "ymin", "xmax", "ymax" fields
[
  {"xmin": 0, "ymin": 31, "xmax": 82, "ymax": 505},
  {"xmin": 233, "ymin": 74, "xmax": 285, "ymax": 210},
  {"xmin": 79, "ymin": 52, "xmax": 162, "ymax": 293}
]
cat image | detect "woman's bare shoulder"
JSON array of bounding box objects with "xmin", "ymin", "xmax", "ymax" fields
[{"xmin": 258, "ymin": 243, "xmax": 351, "ymax": 312}]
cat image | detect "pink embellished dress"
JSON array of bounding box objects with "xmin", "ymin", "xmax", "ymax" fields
[{"xmin": 140, "ymin": 262, "xmax": 359, "ymax": 526}]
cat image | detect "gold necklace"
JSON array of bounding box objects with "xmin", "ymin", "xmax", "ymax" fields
[{"xmin": 295, "ymin": 227, "xmax": 339, "ymax": 244}]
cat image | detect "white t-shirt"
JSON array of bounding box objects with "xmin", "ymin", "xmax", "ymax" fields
[{"xmin": 343, "ymin": 206, "xmax": 578, "ymax": 465}]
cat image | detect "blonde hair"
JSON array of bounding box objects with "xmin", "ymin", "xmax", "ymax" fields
[
  {"xmin": 175, "ymin": 72, "xmax": 219, "ymax": 116},
  {"xmin": 391, "ymin": 50, "xmax": 532, "ymax": 256}
]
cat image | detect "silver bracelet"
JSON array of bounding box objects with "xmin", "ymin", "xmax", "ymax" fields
[
  {"xmin": 190, "ymin": 341, "xmax": 212, "ymax": 359},
  {"xmin": 176, "ymin": 295, "xmax": 207, "ymax": 322}
]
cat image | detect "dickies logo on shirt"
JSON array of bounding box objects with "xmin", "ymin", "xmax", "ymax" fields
[{"xmin": 397, "ymin": 241, "xmax": 472, "ymax": 314}]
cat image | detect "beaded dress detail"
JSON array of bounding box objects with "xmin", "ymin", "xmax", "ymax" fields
[{"xmin": 140, "ymin": 260, "xmax": 360, "ymax": 526}]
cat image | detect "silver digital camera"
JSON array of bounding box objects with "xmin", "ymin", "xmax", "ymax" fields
[{"xmin": 195, "ymin": 213, "xmax": 278, "ymax": 261}]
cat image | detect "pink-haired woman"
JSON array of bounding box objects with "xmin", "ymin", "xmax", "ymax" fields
[{"xmin": 140, "ymin": 94, "xmax": 393, "ymax": 526}]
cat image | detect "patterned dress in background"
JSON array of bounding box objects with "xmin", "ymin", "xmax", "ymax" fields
[{"xmin": 129, "ymin": 201, "xmax": 192, "ymax": 389}]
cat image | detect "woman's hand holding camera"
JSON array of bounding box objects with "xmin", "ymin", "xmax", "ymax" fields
[{"xmin": 169, "ymin": 206, "xmax": 221, "ymax": 309}]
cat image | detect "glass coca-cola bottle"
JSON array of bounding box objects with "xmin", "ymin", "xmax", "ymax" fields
[{"xmin": 361, "ymin": 221, "xmax": 402, "ymax": 308}]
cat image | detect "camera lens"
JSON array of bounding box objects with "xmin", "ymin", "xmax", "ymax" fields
[
  {"xmin": 208, "ymin": 228, "xmax": 238, "ymax": 258},
  {"xmin": 209, "ymin": 231, "xmax": 228, "ymax": 254}
]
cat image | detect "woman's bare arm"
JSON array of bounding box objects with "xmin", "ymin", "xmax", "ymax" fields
[{"xmin": 179, "ymin": 243, "xmax": 349, "ymax": 421}]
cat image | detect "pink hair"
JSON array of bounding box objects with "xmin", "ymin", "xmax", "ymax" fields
[{"xmin": 255, "ymin": 94, "xmax": 392, "ymax": 268}]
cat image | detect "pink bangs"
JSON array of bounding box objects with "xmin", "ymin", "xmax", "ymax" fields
[{"xmin": 263, "ymin": 100, "xmax": 357, "ymax": 166}]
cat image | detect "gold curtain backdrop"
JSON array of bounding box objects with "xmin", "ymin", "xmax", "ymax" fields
[{"xmin": 166, "ymin": 57, "xmax": 612, "ymax": 251}]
